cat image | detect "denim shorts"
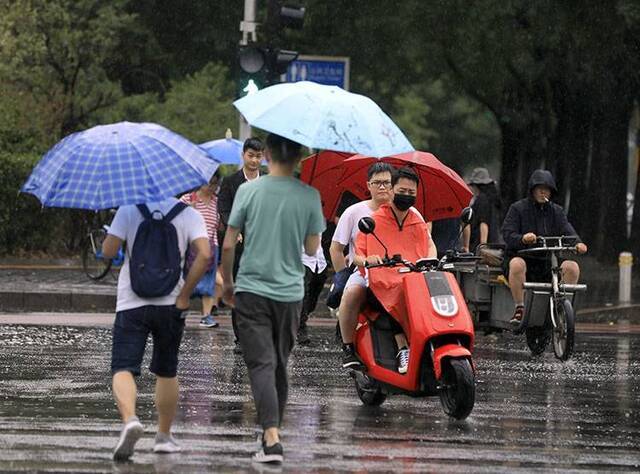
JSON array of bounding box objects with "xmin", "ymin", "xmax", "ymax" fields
[{"xmin": 111, "ymin": 305, "xmax": 186, "ymax": 377}]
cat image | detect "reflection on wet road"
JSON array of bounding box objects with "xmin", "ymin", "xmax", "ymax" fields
[{"xmin": 0, "ymin": 323, "xmax": 638, "ymax": 472}]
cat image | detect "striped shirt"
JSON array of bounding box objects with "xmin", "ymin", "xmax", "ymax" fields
[{"xmin": 180, "ymin": 192, "xmax": 219, "ymax": 246}]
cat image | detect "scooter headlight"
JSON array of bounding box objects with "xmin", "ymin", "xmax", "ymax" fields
[{"xmin": 431, "ymin": 295, "xmax": 458, "ymax": 317}]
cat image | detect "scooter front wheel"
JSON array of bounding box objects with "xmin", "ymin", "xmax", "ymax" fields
[
  {"xmin": 354, "ymin": 373, "xmax": 386, "ymax": 406},
  {"xmin": 552, "ymin": 298, "xmax": 575, "ymax": 361},
  {"xmin": 438, "ymin": 358, "xmax": 475, "ymax": 420}
]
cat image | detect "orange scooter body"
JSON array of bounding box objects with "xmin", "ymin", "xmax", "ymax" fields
[{"xmin": 354, "ymin": 269, "xmax": 475, "ymax": 394}]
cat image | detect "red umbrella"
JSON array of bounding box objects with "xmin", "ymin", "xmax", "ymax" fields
[
  {"xmin": 337, "ymin": 151, "xmax": 473, "ymax": 221},
  {"xmin": 300, "ymin": 150, "xmax": 354, "ymax": 220}
]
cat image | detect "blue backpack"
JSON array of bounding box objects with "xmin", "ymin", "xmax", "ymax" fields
[{"xmin": 130, "ymin": 202, "xmax": 188, "ymax": 298}]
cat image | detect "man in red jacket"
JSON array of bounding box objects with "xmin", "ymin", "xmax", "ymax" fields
[{"xmin": 341, "ymin": 167, "xmax": 437, "ymax": 373}]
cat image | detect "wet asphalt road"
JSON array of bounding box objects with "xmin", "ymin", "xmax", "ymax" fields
[{"xmin": 0, "ymin": 317, "xmax": 639, "ymax": 473}]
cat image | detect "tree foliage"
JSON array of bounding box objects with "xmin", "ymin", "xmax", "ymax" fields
[
  {"xmin": 0, "ymin": 0, "xmax": 639, "ymax": 260},
  {"xmin": 0, "ymin": 0, "xmax": 134, "ymax": 146}
]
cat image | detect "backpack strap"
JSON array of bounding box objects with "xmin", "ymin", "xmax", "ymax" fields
[
  {"xmin": 164, "ymin": 202, "xmax": 188, "ymax": 222},
  {"xmin": 136, "ymin": 204, "xmax": 152, "ymax": 219}
]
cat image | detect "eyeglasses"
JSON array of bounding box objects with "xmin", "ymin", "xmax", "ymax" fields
[{"xmin": 369, "ymin": 180, "xmax": 392, "ymax": 189}]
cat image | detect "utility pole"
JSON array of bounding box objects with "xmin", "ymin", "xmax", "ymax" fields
[{"xmin": 238, "ymin": 0, "xmax": 257, "ymax": 141}]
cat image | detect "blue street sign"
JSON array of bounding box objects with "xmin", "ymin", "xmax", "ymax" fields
[{"xmin": 285, "ymin": 55, "xmax": 350, "ymax": 90}]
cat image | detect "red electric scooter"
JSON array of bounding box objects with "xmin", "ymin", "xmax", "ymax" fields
[{"xmin": 351, "ymin": 210, "xmax": 477, "ymax": 419}]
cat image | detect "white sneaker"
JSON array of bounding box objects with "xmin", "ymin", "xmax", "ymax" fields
[
  {"xmin": 397, "ymin": 348, "xmax": 410, "ymax": 374},
  {"xmin": 113, "ymin": 419, "xmax": 144, "ymax": 461},
  {"xmin": 153, "ymin": 434, "xmax": 181, "ymax": 454}
]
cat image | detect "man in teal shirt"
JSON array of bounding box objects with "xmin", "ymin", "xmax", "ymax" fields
[{"xmin": 221, "ymin": 133, "xmax": 325, "ymax": 465}]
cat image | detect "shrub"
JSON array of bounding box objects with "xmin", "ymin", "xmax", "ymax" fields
[{"xmin": 0, "ymin": 152, "xmax": 77, "ymax": 255}]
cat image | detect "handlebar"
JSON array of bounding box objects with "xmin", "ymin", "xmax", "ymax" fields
[
  {"xmin": 364, "ymin": 250, "xmax": 480, "ymax": 273},
  {"xmin": 364, "ymin": 254, "xmax": 404, "ymax": 269},
  {"xmin": 518, "ymin": 235, "xmax": 580, "ymax": 256}
]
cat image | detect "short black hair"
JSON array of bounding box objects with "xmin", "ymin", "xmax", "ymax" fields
[
  {"xmin": 392, "ymin": 166, "xmax": 419, "ymax": 187},
  {"xmin": 266, "ymin": 133, "xmax": 302, "ymax": 164},
  {"xmin": 243, "ymin": 137, "xmax": 264, "ymax": 152},
  {"xmin": 367, "ymin": 162, "xmax": 394, "ymax": 181}
]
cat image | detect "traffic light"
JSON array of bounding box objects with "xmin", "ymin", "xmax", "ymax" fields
[
  {"xmin": 262, "ymin": 2, "xmax": 304, "ymax": 84},
  {"xmin": 236, "ymin": 2, "xmax": 305, "ymax": 97},
  {"xmin": 237, "ymin": 46, "xmax": 299, "ymax": 97},
  {"xmin": 237, "ymin": 45, "xmax": 267, "ymax": 98},
  {"xmin": 265, "ymin": 48, "xmax": 299, "ymax": 83},
  {"xmin": 273, "ymin": 4, "xmax": 305, "ymax": 30}
]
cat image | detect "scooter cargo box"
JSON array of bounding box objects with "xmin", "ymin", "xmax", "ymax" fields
[
  {"xmin": 461, "ymin": 272, "xmax": 491, "ymax": 303},
  {"xmin": 461, "ymin": 264, "xmax": 502, "ymax": 304},
  {"xmin": 523, "ymin": 289, "xmax": 577, "ymax": 328},
  {"xmin": 490, "ymin": 283, "xmax": 514, "ymax": 328},
  {"xmin": 523, "ymin": 290, "xmax": 550, "ymax": 327}
]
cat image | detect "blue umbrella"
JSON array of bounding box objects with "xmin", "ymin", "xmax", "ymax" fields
[
  {"xmin": 22, "ymin": 122, "xmax": 219, "ymax": 210},
  {"xmin": 200, "ymin": 133, "xmax": 243, "ymax": 164},
  {"xmin": 233, "ymin": 81, "xmax": 414, "ymax": 158}
]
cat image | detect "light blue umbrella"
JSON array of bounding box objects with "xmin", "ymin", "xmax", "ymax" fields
[
  {"xmin": 233, "ymin": 81, "xmax": 414, "ymax": 158},
  {"xmin": 22, "ymin": 122, "xmax": 219, "ymax": 210}
]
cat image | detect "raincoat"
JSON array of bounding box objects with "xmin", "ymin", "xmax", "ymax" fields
[{"xmin": 355, "ymin": 204, "xmax": 431, "ymax": 321}]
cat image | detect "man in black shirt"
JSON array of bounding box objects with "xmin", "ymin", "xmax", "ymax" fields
[
  {"xmin": 217, "ymin": 137, "xmax": 264, "ymax": 350},
  {"xmin": 502, "ymin": 170, "xmax": 587, "ymax": 324}
]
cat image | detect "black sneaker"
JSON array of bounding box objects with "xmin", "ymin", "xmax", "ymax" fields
[
  {"xmin": 252, "ymin": 441, "xmax": 283, "ymax": 464},
  {"xmin": 297, "ymin": 326, "xmax": 311, "ymax": 345},
  {"xmin": 342, "ymin": 345, "xmax": 363, "ymax": 370}
]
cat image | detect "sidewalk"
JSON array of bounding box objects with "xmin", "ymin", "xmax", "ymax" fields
[
  {"xmin": 0, "ymin": 263, "xmax": 116, "ymax": 313},
  {"xmin": 1, "ymin": 257, "xmax": 638, "ymax": 322}
]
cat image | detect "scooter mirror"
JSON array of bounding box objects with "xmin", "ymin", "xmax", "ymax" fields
[
  {"xmin": 358, "ymin": 217, "xmax": 376, "ymax": 234},
  {"xmin": 460, "ymin": 207, "xmax": 473, "ymax": 225}
]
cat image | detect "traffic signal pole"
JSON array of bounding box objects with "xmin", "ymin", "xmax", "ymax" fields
[
  {"xmin": 238, "ymin": 0, "xmax": 257, "ymax": 141},
  {"xmin": 237, "ymin": 1, "xmax": 304, "ymax": 141}
]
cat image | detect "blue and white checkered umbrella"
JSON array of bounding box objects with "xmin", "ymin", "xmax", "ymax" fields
[{"xmin": 22, "ymin": 122, "xmax": 219, "ymax": 210}]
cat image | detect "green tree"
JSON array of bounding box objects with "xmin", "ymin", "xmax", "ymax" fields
[
  {"xmin": 0, "ymin": 0, "xmax": 135, "ymax": 143},
  {"xmin": 393, "ymin": 81, "xmax": 500, "ymax": 174},
  {"xmin": 148, "ymin": 63, "xmax": 237, "ymax": 143},
  {"xmin": 108, "ymin": 0, "xmax": 243, "ymax": 95},
  {"xmin": 413, "ymin": 0, "xmax": 640, "ymax": 260}
]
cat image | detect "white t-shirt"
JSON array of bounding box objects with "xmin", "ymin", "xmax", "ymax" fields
[
  {"xmin": 332, "ymin": 201, "xmax": 374, "ymax": 264},
  {"xmin": 301, "ymin": 245, "xmax": 327, "ymax": 273},
  {"xmin": 108, "ymin": 198, "xmax": 208, "ymax": 312}
]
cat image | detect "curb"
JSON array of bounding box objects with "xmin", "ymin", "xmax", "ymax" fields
[
  {"xmin": 0, "ymin": 289, "xmax": 116, "ymax": 313},
  {"xmin": 1, "ymin": 289, "xmax": 639, "ymax": 324}
]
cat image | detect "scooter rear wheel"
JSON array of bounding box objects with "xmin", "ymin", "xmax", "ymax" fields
[
  {"xmin": 525, "ymin": 326, "xmax": 551, "ymax": 356},
  {"xmin": 438, "ymin": 358, "xmax": 475, "ymax": 420},
  {"xmin": 354, "ymin": 375, "xmax": 386, "ymax": 406},
  {"xmin": 552, "ymin": 298, "xmax": 575, "ymax": 361}
]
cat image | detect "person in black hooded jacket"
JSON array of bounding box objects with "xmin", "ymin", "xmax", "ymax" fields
[{"xmin": 502, "ymin": 170, "xmax": 588, "ymax": 324}]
